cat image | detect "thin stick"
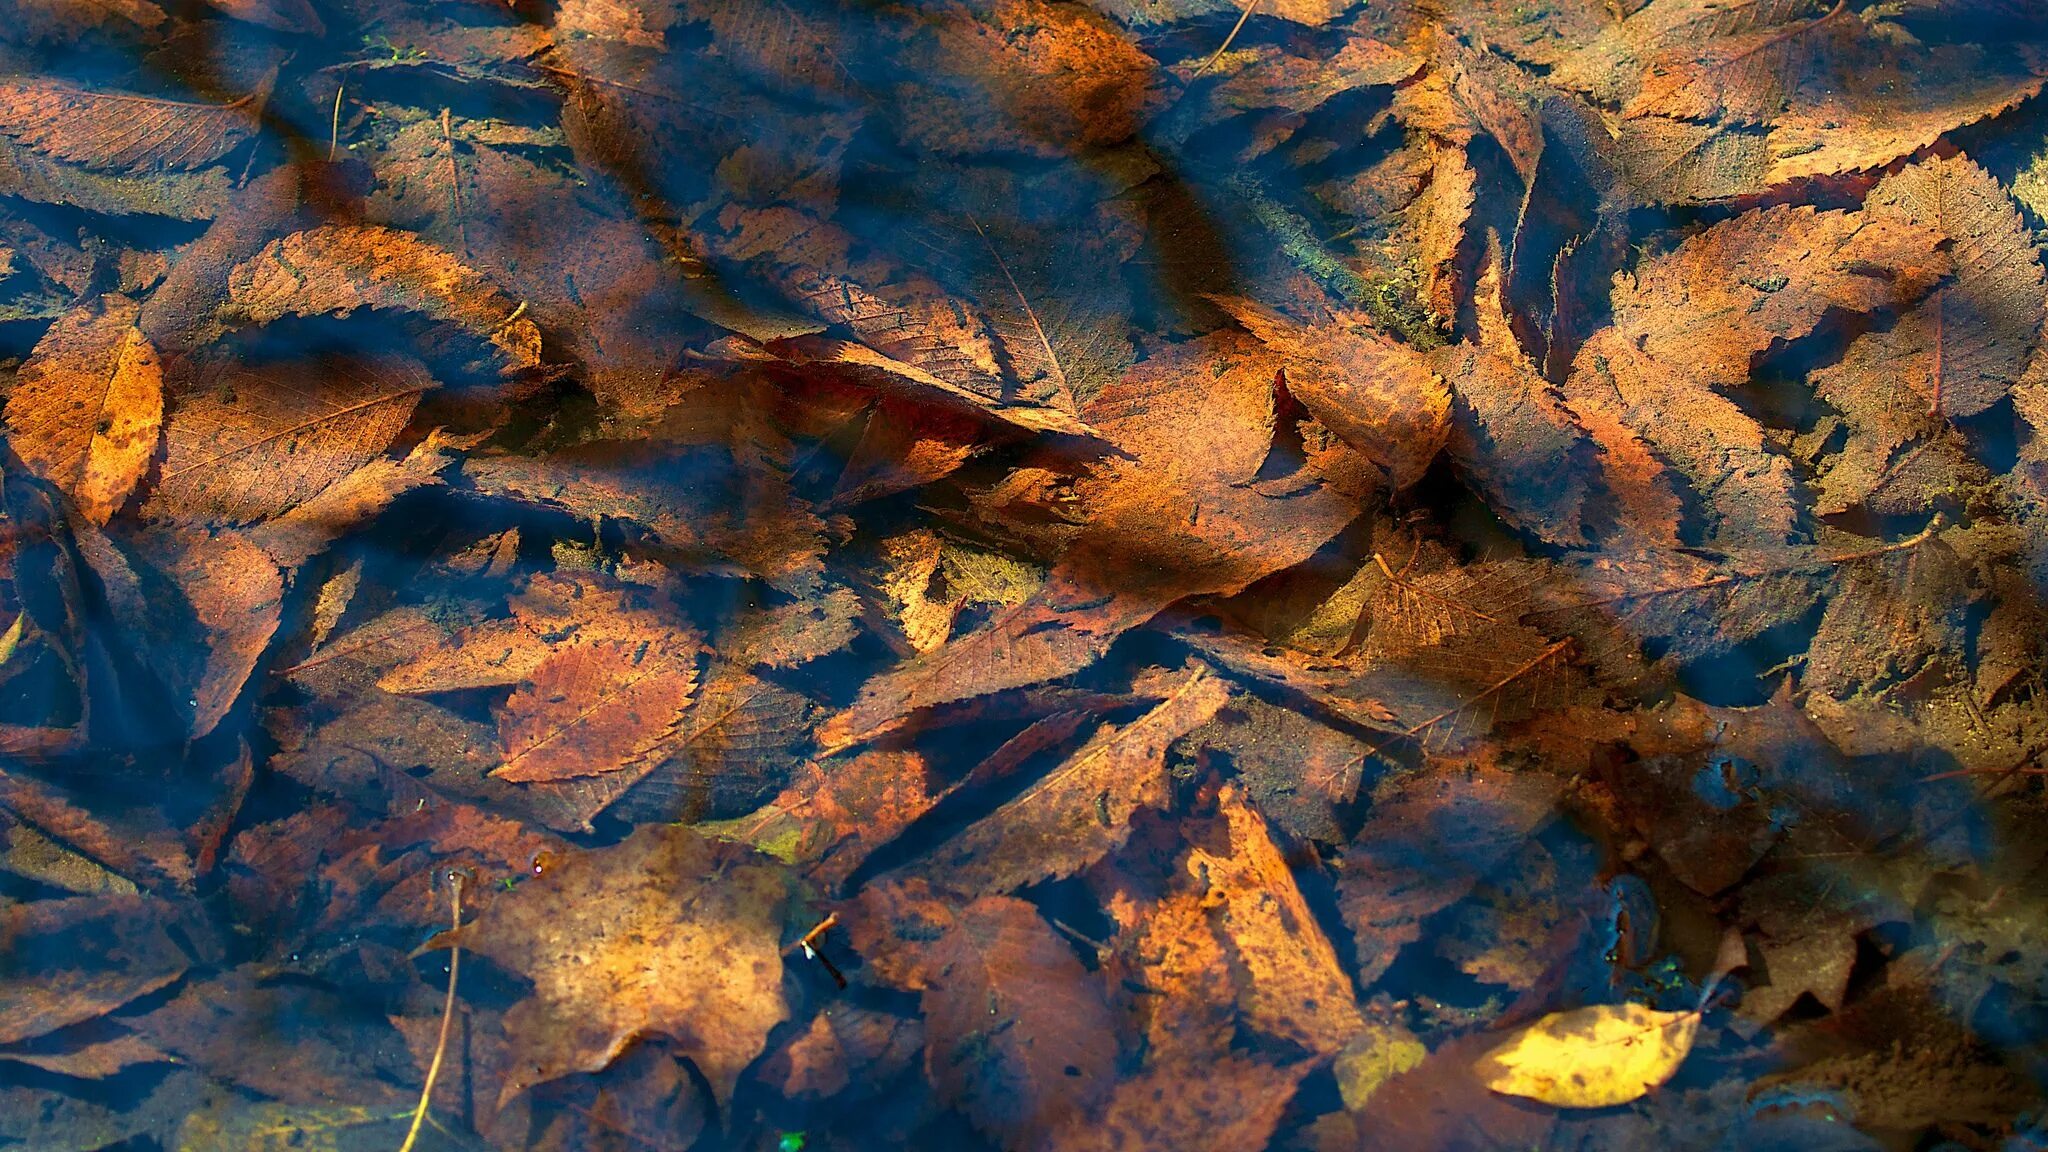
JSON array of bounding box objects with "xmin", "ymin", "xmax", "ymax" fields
[
  {"xmin": 328, "ymin": 83, "xmax": 344, "ymax": 161},
  {"xmin": 1187, "ymin": 0, "xmax": 1261, "ymax": 86},
  {"xmin": 399, "ymin": 871, "xmax": 465, "ymax": 1152}
]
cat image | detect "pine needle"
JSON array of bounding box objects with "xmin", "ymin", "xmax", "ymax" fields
[{"xmin": 399, "ymin": 869, "xmax": 466, "ymax": 1152}]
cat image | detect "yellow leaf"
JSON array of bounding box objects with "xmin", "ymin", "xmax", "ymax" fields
[{"xmin": 1472, "ymin": 1002, "xmax": 1701, "ymax": 1108}]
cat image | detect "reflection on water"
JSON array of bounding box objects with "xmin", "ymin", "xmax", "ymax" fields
[{"xmin": 2, "ymin": 0, "xmax": 2048, "ymax": 1149}]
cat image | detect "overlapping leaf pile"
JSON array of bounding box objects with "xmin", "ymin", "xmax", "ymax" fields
[{"xmin": 3, "ymin": 0, "xmax": 2048, "ymax": 1148}]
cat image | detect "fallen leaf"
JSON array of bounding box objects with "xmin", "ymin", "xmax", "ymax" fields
[
  {"xmin": 1046, "ymin": 1054, "xmax": 1307, "ymax": 1152},
  {"xmin": 900, "ymin": 667, "xmax": 1230, "ymax": 894},
  {"xmin": 1472, "ymin": 1001, "xmax": 1702, "ymax": 1108},
  {"xmin": 852, "ymin": 878, "xmax": 1118, "ymax": 1149},
  {"xmin": 147, "ymin": 351, "xmax": 431, "ymax": 525},
  {"xmin": 0, "ymin": 80, "xmax": 259, "ymax": 173},
  {"xmin": 493, "ymin": 635, "xmax": 702, "ymax": 783},
  {"xmin": 1184, "ymin": 782, "xmax": 1365, "ymax": 1055},
  {"xmin": 430, "ymin": 823, "xmax": 792, "ymax": 1106},
  {"xmin": 1214, "ymin": 295, "xmax": 1451, "ymax": 488},
  {"xmin": 821, "ymin": 331, "xmax": 1359, "ymax": 748},
  {"xmin": 222, "ymin": 225, "xmax": 542, "ymax": 373},
  {"xmin": 5, "ymin": 293, "xmax": 164, "ymax": 525},
  {"xmin": 0, "ymin": 896, "xmax": 191, "ymax": 1045}
]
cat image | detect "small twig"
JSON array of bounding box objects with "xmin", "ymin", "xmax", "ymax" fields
[
  {"xmin": 1185, "ymin": 0, "xmax": 1262, "ymax": 87},
  {"xmin": 797, "ymin": 912, "xmax": 839, "ymax": 952},
  {"xmin": 399, "ymin": 870, "xmax": 466, "ymax": 1152},
  {"xmin": 788, "ymin": 913, "xmax": 848, "ymax": 989},
  {"xmin": 328, "ymin": 83, "xmax": 344, "ymax": 161}
]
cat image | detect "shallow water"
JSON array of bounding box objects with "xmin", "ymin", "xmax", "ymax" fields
[{"xmin": 3, "ymin": 1, "xmax": 2048, "ymax": 1150}]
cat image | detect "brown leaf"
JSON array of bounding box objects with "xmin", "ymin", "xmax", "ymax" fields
[
  {"xmin": 0, "ymin": 896, "xmax": 190, "ymax": 1044},
  {"xmin": 133, "ymin": 967, "xmax": 413, "ymax": 1106},
  {"xmin": 0, "ymin": 1029, "xmax": 170, "ymax": 1079},
  {"xmin": 493, "ymin": 635, "xmax": 702, "ymax": 783},
  {"xmin": 0, "ymin": 80, "xmax": 259, "ymax": 173},
  {"xmin": 1184, "ymin": 694, "xmax": 1372, "ymax": 844},
  {"xmin": 519, "ymin": 663, "xmax": 816, "ymax": 833},
  {"xmin": 464, "ymin": 435, "xmax": 828, "ymax": 591},
  {"xmin": 1084, "ymin": 0, "xmax": 1353, "ymax": 25},
  {"xmin": 901, "ymin": 667, "xmax": 1231, "ymax": 894},
  {"xmin": 431, "ymin": 823, "xmax": 792, "ymax": 1106},
  {"xmin": 8, "ymin": 0, "xmax": 165, "ymax": 43},
  {"xmin": 1622, "ymin": 2, "xmax": 1860, "ymax": 126},
  {"xmin": 5, "ymin": 293, "xmax": 163, "ymax": 525},
  {"xmin": 1339, "ymin": 760, "xmax": 1561, "ymax": 988},
  {"xmin": 222, "ymin": 225, "xmax": 542, "ymax": 373},
  {"xmin": 201, "ymin": 0, "xmax": 322, "ymax": 34},
  {"xmin": 822, "ymin": 332, "xmax": 1359, "ymax": 748},
  {"xmin": 1828, "ymin": 155, "xmax": 2044, "ymax": 425},
  {"xmin": 707, "ymin": 204, "xmax": 1011, "ymax": 396},
  {"xmin": 1049, "ymin": 1055, "xmax": 1306, "ymax": 1152},
  {"xmin": 146, "ymin": 351, "xmax": 430, "ymax": 526},
  {"xmin": 243, "ymin": 431, "xmax": 459, "ymax": 570},
  {"xmin": 1101, "ymin": 879, "xmax": 1237, "ymax": 1060},
  {"xmin": 1214, "ymin": 295, "xmax": 1452, "ymax": 488},
  {"xmin": 892, "ymin": 0, "xmax": 1161, "ymax": 158},
  {"xmin": 1437, "ymin": 263, "xmax": 1598, "ymax": 546},
  {"xmin": 0, "ymin": 137, "xmax": 233, "ymax": 219},
  {"xmin": 105, "ymin": 526, "xmax": 283, "ymax": 739},
  {"xmin": 1186, "ymin": 782, "xmax": 1365, "ymax": 1055},
  {"xmin": 365, "ymin": 118, "xmax": 698, "ymax": 419},
  {"xmin": 731, "ymin": 747, "xmax": 938, "ymax": 891},
  {"xmin": 1565, "ymin": 0, "xmax": 2048, "ymax": 201},
  {"xmin": 759, "ymin": 1005, "xmax": 924, "ymax": 1102},
  {"xmin": 755, "ymin": 333, "xmax": 1096, "ymax": 437},
  {"xmin": 851, "ymin": 879, "xmax": 1118, "ymax": 1148},
  {"xmin": 1563, "ymin": 204, "xmax": 1946, "ymax": 547}
]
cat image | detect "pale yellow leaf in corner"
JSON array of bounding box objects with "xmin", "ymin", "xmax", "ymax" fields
[{"xmin": 1472, "ymin": 1001, "xmax": 1701, "ymax": 1108}]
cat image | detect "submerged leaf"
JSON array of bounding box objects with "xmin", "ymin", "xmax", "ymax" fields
[
  {"xmin": 0, "ymin": 80, "xmax": 259, "ymax": 173},
  {"xmin": 148, "ymin": 352, "xmax": 430, "ymax": 526},
  {"xmin": 1473, "ymin": 1001, "xmax": 1702, "ymax": 1108},
  {"xmin": 222, "ymin": 225, "xmax": 542, "ymax": 373},
  {"xmin": 430, "ymin": 823, "xmax": 792, "ymax": 1106},
  {"xmin": 5, "ymin": 294, "xmax": 163, "ymax": 524}
]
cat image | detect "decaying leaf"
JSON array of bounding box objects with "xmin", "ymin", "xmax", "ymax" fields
[
  {"xmin": 493, "ymin": 635, "xmax": 701, "ymax": 783},
  {"xmin": 221, "ymin": 225, "xmax": 543, "ymax": 373},
  {"xmin": 430, "ymin": 823, "xmax": 792, "ymax": 1106},
  {"xmin": 1184, "ymin": 782, "xmax": 1365, "ymax": 1055},
  {"xmin": 852, "ymin": 879, "xmax": 1118, "ymax": 1149},
  {"xmin": 0, "ymin": 896, "xmax": 191, "ymax": 1045},
  {"xmin": 821, "ymin": 331, "xmax": 1360, "ymax": 748},
  {"xmin": 0, "ymin": 80, "xmax": 260, "ymax": 173},
  {"xmin": 1214, "ymin": 295, "xmax": 1451, "ymax": 488},
  {"xmin": 1341, "ymin": 760, "xmax": 1561, "ymax": 987},
  {"xmin": 1563, "ymin": 204, "xmax": 1946, "ymax": 546},
  {"xmin": 900, "ymin": 666, "xmax": 1229, "ymax": 894},
  {"xmin": 148, "ymin": 351, "xmax": 430, "ymax": 525},
  {"xmin": 5, "ymin": 293, "xmax": 163, "ymax": 524}
]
